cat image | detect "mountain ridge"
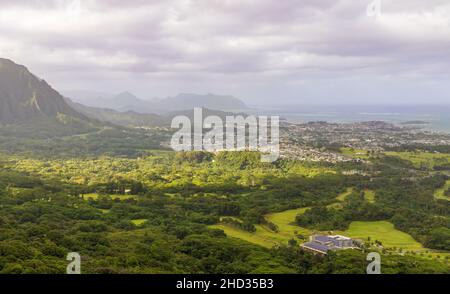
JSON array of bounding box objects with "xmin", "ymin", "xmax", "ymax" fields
[
  {"xmin": 0, "ymin": 58, "xmax": 102, "ymax": 138},
  {"xmin": 67, "ymin": 91, "xmax": 248, "ymax": 114},
  {"xmin": 67, "ymin": 97, "xmax": 247, "ymax": 128},
  {"xmin": 0, "ymin": 58, "xmax": 88, "ymax": 124},
  {"xmin": 0, "ymin": 58, "xmax": 249, "ymax": 134}
]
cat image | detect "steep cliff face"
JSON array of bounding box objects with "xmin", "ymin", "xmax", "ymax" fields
[{"xmin": 0, "ymin": 58, "xmax": 86, "ymax": 124}]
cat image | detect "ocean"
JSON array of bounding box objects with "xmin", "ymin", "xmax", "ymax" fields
[{"xmin": 249, "ymin": 104, "xmax": 450, "ymax": 134}]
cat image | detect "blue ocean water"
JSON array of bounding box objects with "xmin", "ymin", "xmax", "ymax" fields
[{"xmin": 249, "ymin": 104, "xmax": 450, "ymax": 134}]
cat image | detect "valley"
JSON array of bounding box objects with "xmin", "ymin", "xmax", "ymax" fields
[{"xmin": 0, "ymin": 59, "xmax": 449, "ymax": 274}]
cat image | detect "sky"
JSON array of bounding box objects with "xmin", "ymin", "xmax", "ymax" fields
[{"xmin": 0, "ymin": 0, "xmax": 449, "ymax": 105}]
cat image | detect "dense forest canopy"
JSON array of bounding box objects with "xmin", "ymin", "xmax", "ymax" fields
[{"xmin": 0, "ymin": 148, "xmax": 449, "ymax": 274}]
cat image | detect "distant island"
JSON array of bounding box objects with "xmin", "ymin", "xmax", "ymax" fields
[{"xmin": 401, "ymin": 120, "xmax": 430, "ymax": 125}]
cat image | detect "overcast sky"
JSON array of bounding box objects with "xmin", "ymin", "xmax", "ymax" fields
[{"xmin": 1, "ymin": 0, "xmax": 449, "ymax": 105}]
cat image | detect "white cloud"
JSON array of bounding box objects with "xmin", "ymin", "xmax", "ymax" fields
[{"xmin": 0, "ymin": 0, "xmax": 449, "ymax": 103}]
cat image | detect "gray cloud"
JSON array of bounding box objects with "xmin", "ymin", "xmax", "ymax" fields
[{"xmin": 0, "ymin": 0, "xmax": 449, "ymax": 104}]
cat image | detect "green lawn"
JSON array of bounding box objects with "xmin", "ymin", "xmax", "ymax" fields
[
  {"xmin": 131, "ymin": 219, "xmax": 148, "ymax": 226},
  {"xmin": 336, "ymin": 221, "xmax": 423, "ymax": 250},
  {"xmin": 364, "ymin": 189, "xmax": 376, "ymax": 203},
  {"xmin": 336, "ymin": 188, "xmax": 353, "ymax": 201},
  {"xmin": 328, "ymin": 188, "xmax": 374, "ymax": 205},
  {"xmin": 82, "ymin": 193, "xmax": 138, "ymax": 201},
  {"xmin": 266, "ymin": 207, "xmax": 308, "ymax": 228},
  {"xmin": 81, "ymin": 193, "xmax": 99, "ymax": 200},
  {"xmin": 265, "ymin": 208, "xmax": 312, "ymax": 237},
  {"xmin": 434, "ymin": 180, "xmax": 450, "ymax": 201},
  {"xmin": 210, "ymin": 197, "xmax": 450, "ymax": 260},
  {"xmin": 110, "ymin": 194, "xmax": 138, "ymax": 200},
  {"xmin": 335, "ymin": 221, "xmax": 450, "ymax": 260},
  {"xmin": 209, "ymin": 224, "xmax": 277, "ymax": 248},
  {"xmin": 340, "ymin": 148, "xmax": 370, "ymax": 159},
  {"xmin": 385, "ymin": 151, "xmax": 450, "ymax": 169},
  {"xmin": 211, "ymin": 206, "xmax": 312, "ymax": 248},
  {"xmin": 213, "ymin": 219, "xmax": 449, "ymax": 257},
  {"xmin": 327, "ymin": 187, "xmax": 354, "ymax": 208},
  {"xmin": 213, "ymin": 214, "xmax": 450, "ymax": 260},
  {"xmin": 211, "ymin": 189, "xmax": 358, "ymax": 248}
]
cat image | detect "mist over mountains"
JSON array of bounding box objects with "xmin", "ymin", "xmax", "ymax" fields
[
  {"xmin": 65, "ymin": 91, "xmax": 248, "ymax": 114},
  {"xmin": 0, "ymin": 58, "xmax": 249, "ymax": 133}
]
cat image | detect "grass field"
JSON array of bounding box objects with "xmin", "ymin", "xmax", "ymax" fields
[
  {"xmin": 364, "ymin": 190, "xmax": 376, "ymax": 203},
  {"xmin": 210, "ymin": 194, "xmax": 449, "ymax": 259},
  {"xmin": 265, "ymin": 207, "xmax": 308, "ymax": 228},
  {"xmin": 336, "ymin": 221, "xmax": 424, "ymax": 250},
  {"xmin": 328, "ymin": 188, "xmax": 374, "ymax": 205},
  {"xmin": 385, "ymin": 151, "xmax": 450, "ymax": 169},
  {"xmin": 82, "ymin": 193, "xmax": 138, "ymax": 201},
  {"xmin": 210, "ymin": 224, "xmax": 282, "ymax": 248},
  {"xmin": 211, "ymin": 207, "xmax": 313, "ymax": 248},
  {"xmin": 327, "ymin": 188, "xmax": 354, "ymax": 209},
  {"xmin": 340, "ymin": 148, "xmax": 370, "ymax": 159},
  {"xmin": 212, "ymin": 218, "xmax": 450, "ymax": 259},
  {"xmin": 285, "ymin": 165, "xmax": 336, "ymax": 177},
  {"xmin": 336, "ymin": 188, "xmax": 353, "ymax": 201},
  {"xmin": 210, "ymin": 189, "xmax": 356, "ymax": 248},
  {"xmin": 335, "ymin": 221, "xmax": 450, "ymax": 259},
  {"xmin": 131, "ymin": 219, "xmax": 147, "ymax": 226},
  {"xmin": 265, "ymin": 208, "xmax": 312, "ymax": 236},
  {"xmin": 434, "ymin": 180, "xmax": 450, "ymax": 201}
]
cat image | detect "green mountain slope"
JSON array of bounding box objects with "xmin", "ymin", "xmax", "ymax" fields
[{"xmin": 0, "ymin": 58, "xmax": 99, "ymax": 137}]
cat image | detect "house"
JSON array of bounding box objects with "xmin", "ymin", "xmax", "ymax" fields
[{"xmin": 300, "ymin": 235, "xmax": 356, "ymax": 256}]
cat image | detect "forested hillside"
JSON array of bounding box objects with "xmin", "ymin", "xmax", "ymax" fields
[{"xmin": 0, "ymin": 151, "xmax": 448, "ymax": 273}]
